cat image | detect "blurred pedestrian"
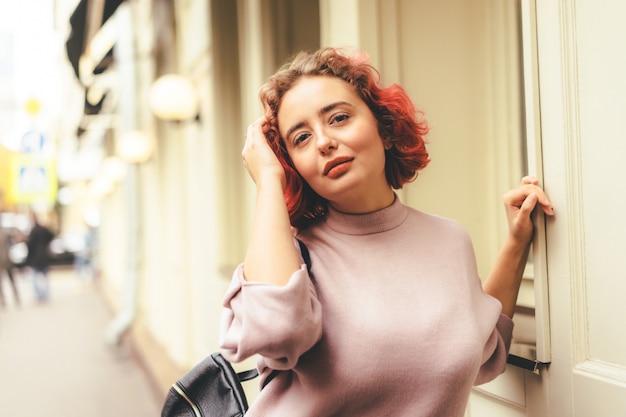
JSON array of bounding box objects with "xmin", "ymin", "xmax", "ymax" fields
[
  {"xmin": 25, "ymin": 213, "xmax": 54, "ymax": 302},
  {"xmin": 0, "ymin": 220, "xmax": 20, "ymax": 307}
]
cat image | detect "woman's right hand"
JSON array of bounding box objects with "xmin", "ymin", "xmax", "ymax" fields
[
  {"xmin": 241, "ymin": 118, "xmax": 300, "ymax": 285},
  {"xmin": 242, "ymin": 117, "xmax": 286, "ymax": 189}
]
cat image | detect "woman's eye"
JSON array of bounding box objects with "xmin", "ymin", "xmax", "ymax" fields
[
  {"xmin": 293, "ymin": 133, "xmax": 310, "ymax": 145},
  {"xmin": 331, "ymin": 113, "xmax": 349, "ymax": 124}
]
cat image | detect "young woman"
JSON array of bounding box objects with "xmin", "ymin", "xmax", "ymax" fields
[{"xmin": 220, "ymin": 47, "xmax": 554, "ymax": 416}]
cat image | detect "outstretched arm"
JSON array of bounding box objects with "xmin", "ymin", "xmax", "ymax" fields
[
  {"xmin": 241, "ymin": 117, "xmax": 301, "ymax": 286},
  {"xmin": 482, "ymin": 176, "xmax": 554, "ymax": 318}
]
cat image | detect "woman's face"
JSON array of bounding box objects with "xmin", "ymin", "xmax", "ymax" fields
[{"xmin": 277, "ymin": 76, "xmax": 393, "ymax": 213}]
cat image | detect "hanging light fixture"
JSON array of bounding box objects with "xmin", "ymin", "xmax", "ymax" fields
[
  {"xmin": 116, "ymin": 130, "xmax": 154, "ymax": 164},
  {"xmin": 149, "ymin": 74, "xmax": 199, "ymax": 122},
  {"xmin": 101, "ymin": 155, "xmax": 128, "ymax": 182}
]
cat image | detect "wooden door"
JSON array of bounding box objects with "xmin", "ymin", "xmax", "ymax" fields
[{"xmin": 533, "ymin": 0, "xmax": 626, "ymax": 415}]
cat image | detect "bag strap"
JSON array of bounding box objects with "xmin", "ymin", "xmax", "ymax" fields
[
  {"xmin": 297, "ymin": 238, "xmax": 312, "ymax": 273},
  {"xmin": 237, "ymin": 369, "xmax": 259, "ymax": 382}
]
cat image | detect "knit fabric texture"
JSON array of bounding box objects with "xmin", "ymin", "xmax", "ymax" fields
[{"xmin": 220, "ymin": 196, "xmax": 513, "ymax": 416}]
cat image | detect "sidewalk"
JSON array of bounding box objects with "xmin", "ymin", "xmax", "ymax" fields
[{"xmin": 0, "ymin": 266, "xmax": 162, "ymax": 417}]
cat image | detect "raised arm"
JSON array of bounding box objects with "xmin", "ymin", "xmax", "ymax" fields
[
  {"xmin": 482, "ymin": 176, "xmax": 554, "ymax": 318},
  {"xmin": 241, "ymin": 117, "xmax": 301, "ymax": 285}
]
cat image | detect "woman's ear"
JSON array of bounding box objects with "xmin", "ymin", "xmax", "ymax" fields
[{"xmin": 383, "ymin": 137, "xmax": 393, "ymax": 150}]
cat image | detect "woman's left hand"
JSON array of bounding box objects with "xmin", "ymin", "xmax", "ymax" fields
[{"xmin": 502, "ymin": 176, "xmax": 555, "ymax": 246}]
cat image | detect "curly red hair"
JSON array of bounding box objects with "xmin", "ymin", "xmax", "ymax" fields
[{"xmin": 259, "ymin": 47, "xmax": 430, "ymax": 229}]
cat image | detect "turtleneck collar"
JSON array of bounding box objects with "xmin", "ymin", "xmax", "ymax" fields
[{"xmin": 324, "ymin": 193, "xmax": 408, "ymax": 235}]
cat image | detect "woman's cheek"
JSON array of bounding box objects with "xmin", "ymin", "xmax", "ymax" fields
[{"xmin": 292, "ymin": 156, "xmax": 314, "ymax": 182}]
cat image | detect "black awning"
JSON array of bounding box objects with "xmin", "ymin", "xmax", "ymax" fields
[{"xmin": 65, "ymin": 0, "xmax": 125, "ymax": 82}]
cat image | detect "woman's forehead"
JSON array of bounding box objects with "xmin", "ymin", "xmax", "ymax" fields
[
  {"xmin": 287, "ymin": 75, "xmax": 353, "ymax": 96},
  {"xmin": 279, "ymin": 76, "xmax": 358, "ymax": 114}
]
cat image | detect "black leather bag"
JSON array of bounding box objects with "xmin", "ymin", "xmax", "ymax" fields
[
  {"xmin": 161, "ymin": 240, "xmax": 311, "ymax": 417},
  {"xmin": 161, "ymin": 352, "xmax": 259, "ymax": 417}
]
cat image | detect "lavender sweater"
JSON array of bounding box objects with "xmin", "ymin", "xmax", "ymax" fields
[{"xmin": 220, "ymin": 196, "xmax": 513, "ymax": 416}]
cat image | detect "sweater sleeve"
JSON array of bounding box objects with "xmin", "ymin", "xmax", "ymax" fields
[
  {"xmin": 474, "ymin": 313, "xmax": 514, "ymax": 385},
  {"xmin": 451, "ymin": 223, "xmax": 514, "ymax": 386},
  {"xmin": 219, "ymin": 263, "xmax": 323, "ymax": 370}
]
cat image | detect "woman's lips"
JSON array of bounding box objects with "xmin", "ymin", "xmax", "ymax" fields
[{"xmin": 324, "ymin": 157, "xmax": 354, "ymax": 178}]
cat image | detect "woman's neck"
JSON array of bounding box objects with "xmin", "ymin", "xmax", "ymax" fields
[{"xmin": 328, "ymin": 187, "xmax": 396, "ymax": 214}]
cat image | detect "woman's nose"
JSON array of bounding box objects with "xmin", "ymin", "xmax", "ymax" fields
[{"xmin": 316, "ymin": 131, "xmax": 337, "ymax": 154}]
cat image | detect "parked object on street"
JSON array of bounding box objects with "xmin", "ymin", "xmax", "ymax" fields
[
  {"xmin": 8, "ymin": 241, "xmax": 28, "ymax": 266},
  {"xmin": 0, "ymin": 222, "xmax": 21, "ymax": 307}
]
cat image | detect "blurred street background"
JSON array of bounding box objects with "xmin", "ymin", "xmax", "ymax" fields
[
  {"xmin": 0, "ymin": 0, "xmax": 318, "ymax": 409},
  {"xmin": 0, "ymin": 266, "xmax": 161, "ymax": 416},
  {"xmin": 1, "ymin": 0, "xmax": 168, "ymax": 415}
]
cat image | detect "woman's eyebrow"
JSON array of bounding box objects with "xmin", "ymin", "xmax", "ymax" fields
[
  {"xmin": 285, "ymin": 101, "xmax": 353, "ymax": 139},
  {"xmin": 319, "ymin": 101, "xmax": 351, "ymax": 116},
  {"xmin": 285, "ymin": 121, "xmax": 305, "ymax": 141}
]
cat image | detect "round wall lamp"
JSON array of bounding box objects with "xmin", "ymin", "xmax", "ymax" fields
[
  {"xmin": 101, "ymin": 155, "xmax": 128, "ymax": 183},
  {"xmin": 116, "ymin": 130, "xmax": 154, "ymax": 164},
  {"xmin": 88, "ymin": 176, "xmax": 115, "ymax": 199},
  {"xmin": 149, "ymin": 74, "xmax": 199, "ymax": 122}
]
